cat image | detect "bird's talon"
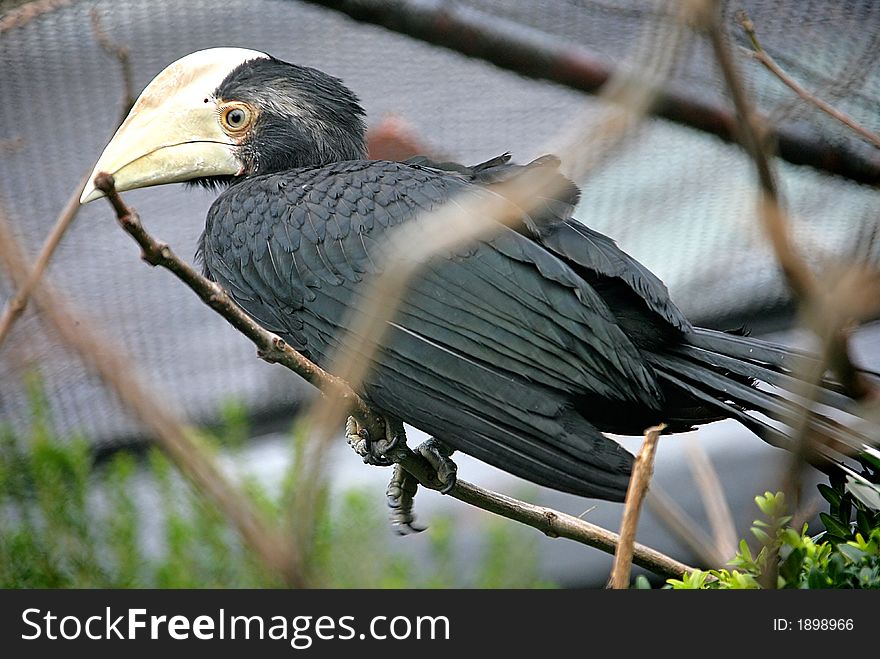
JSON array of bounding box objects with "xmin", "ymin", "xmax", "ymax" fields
[
  {"xmin": 386, "ymin": 464, "xmax": 425, "ymax": 533},
  {"xmin": 417, "ymin": 438, "xmax": 458, "ymax": 494},
  {"xmin": 346, "ymin": 416, "xmax": 397, "ymax": 466},
  {"xmin": 345, "ymin": 416, "xmax": 369, "ymax": 456}
]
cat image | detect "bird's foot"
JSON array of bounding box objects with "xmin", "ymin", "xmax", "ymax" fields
[
  {"xmin": 416, "ymin": 437, "xmax": 457, "ymax": 494},
  {"xmin": 386, "ymin": 464, "xmax": 425, "ymax": 534},
  {"xmin": 345, "ymin": 415, "xmax": 402, "ymax": 467},
  {"xmin": 384, "ymin": 438, "xmax": 457, "ymax": 533}
]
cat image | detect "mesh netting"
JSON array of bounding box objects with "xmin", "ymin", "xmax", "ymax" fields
[{"xmin": 1, "ymin": 0, "xmax": 878, "ymax": 445}]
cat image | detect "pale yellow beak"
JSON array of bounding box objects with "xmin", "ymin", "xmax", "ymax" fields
[{"xmin": 80, "ymin": 47, "xmax": 268, "ymax": 204}]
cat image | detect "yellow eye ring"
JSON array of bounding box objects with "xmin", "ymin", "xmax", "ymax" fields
[{"xmin": 219, "ymin": 103, "xmax": 253, "ymax": 134}]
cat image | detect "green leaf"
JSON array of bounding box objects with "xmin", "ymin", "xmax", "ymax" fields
[
  {"xmin": 633, "ymin": 575, "xmax": 652, "ymax": 589},
  {"xmin": 751, "ymin": 527, "xmax": 772, "ymax": 545},
  {"xmin": 781, "ymin": 528, "xmax": 803, "ymax": 547},
  {"xmin": 820, "ymin": 513, "xmax": 852, "ymax": 540},
  {"xmin": 807, "ymin": 567, "xmax": 829, "ymax": 589},
  {"xmin": 847, "ymin": 477, "xmax": 880, "ymax": 512},
  {"xmin": 837, "ymin": 543, "xmax": 866, "ymax": 564},
  {"xmin": 858, "ymin": 451, "xmax": 880, "ymax": 472},
  {"xmin": 856, "ymin": 510, "xmax": 873, "ymax": 539},
  {"xmin": 817, "ymin": 483, "xmax": 842, "ymax": 507},
  {"xmin": 779, "ymin": 547, "xmax": 805, "ymax": 585}
]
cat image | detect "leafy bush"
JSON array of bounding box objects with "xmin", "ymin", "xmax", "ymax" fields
[
  {"xmin": 667, "ymin": 479, "xmax": 880, "ymax": 589},
  {"xmin": 0, "ymin": 393, "xmax": 554, "ymax": 588}
]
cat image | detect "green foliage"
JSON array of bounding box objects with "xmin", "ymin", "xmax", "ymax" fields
[
  {"xmin": 667, "ymin": 484, "xmax": 880, "ymax": 589},
  {"xmin": 0, "ymin": 393, "xmax": 553, "ymax": 588}
]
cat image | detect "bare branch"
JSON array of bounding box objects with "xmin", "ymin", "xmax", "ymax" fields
[
  {"xmin": 646, "ymin": 486, "xmax": 727, "ymax": 567},
  {"xmin": 92, "ymin": 173, "xmax": 386, "ymax": 434},
  {"xmin": 90, "ymin": 8, "xmax": 136, "ymax": 118},
  {"xmin": 703, "ymin": 2, "xmax": 875, "ymax": 404},
  {"xmin": 609, "ymin": 423, "xmax": 664, "ymax": 589},
  {"xmin": 452, "ymin": 478, "xmax": 693, "ymax": 580},
  {"xmin": 685, "ymin": 440, "xmax": 737, "ymax": 560},
  {"xmin": 736, "ymin": 10, "xmax": 880, "ymax": 150},
  {"xmin": 0, "ymin": 173, "xmax": 87, "ymax": 348},
  {"xmin": 0, "ymin": 18, "xmax": 135, "ymax": 351}
]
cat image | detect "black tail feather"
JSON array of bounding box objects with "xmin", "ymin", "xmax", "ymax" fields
[{"xmin": 646, "ymin": 328, "xmax": 878, "ymax": 478}]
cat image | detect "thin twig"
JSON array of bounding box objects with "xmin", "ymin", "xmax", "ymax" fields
[
  {"xmin": 0, "ymin": 173, "xmax": 87, "ymax": 348},
  {"xmin": 646, "ymin": 486, "xmax": 727, "ymax": 567},
  {"xmin": 93, "ymin": 176, "xmax": 696, "ymax": 580},
  {"xmin": 0, "ymin": 16, "xmax": 134, "ymax": 351},
  {"xmin": 706, "ymin": 5, "xmax": 874, "ymax": 403},
  {"xmin": 90, "ymin": 8, "xmax": 136, "ymax": 117},
  {"xmin": 685, "ymin": 440, "xmax": 737, "ymax": 560},
  {"xmin": 609, "ymin": 423, "xmax": 665, "ymax": 588},
  {"xmin": 451, "ymin": 479, "xmax": 693, "ymax": 580},
  {"xmin": 736, "ymin": 10, "xmax": 880, "ymax": 150},
  {"xmin": 706, "ymin": 1, "xmax": 878, "ymax": 407},
  {"xmin": 0, "ymin": 205, "xmax": 305, "ymax": 588},
  {"xmin": 703, "ymin": 2, "xmax": 809, "ymax": 589}
]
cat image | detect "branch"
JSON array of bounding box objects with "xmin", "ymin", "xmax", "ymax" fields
[
  {"xmin": 93, "ymin": 175, "xmax": 697, "ymax": 581},
  {"xmin": 609, "ymin": 424, "xmax": 664, "ymax": 589},
  {"xmin": 90, "ymin": 8, "xmax": 136, "ymax": 117},
  {"xmin": 0, "ymin": 0, "xmax": 73, "ymax": 33},
  {"xmin": 92, "ymin": 173, "xmax": 385, "ymax": 435},
  {"xmin": 685, "ymin": 440, "xmax": 737, "ymax": 561},
  {"xmin": 299, "ymin": 0, "xmax": 880, "ymax": 187},
  {"xmin": 703, "ymin": 2, "xmax": 875, "ymax": 402},
  {"xmin": 736, "ymin": 10, "xmax": 880, "ymax": 150},
  {"xmin": 0, "ymin": 173, "xmax": 87, "ymax": 347},
  {"xmin": 0, "ymin": 15, "xmax": 134, "ymax": 350}
]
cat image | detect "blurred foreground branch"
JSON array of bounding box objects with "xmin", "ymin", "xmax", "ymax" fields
[
  {"xmin": 0, "ymin": 174, "xmax": 86, "ymax": 347},
  {"xmin": 0, "ymin": 12, "xmax": 134, "ymax": 350},
  {"xmin": 704, "ymin": 0, "xmax": 880, "ymax": 410}
]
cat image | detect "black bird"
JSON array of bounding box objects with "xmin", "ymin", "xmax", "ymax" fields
[{"xmin": 82, "ymin": 48, "xmax": 871, "ymax": 502}]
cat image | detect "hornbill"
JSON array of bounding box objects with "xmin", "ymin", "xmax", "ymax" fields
[{"xmin": 81, "ymin": 48, "xmax": 874, "ymax": 502}]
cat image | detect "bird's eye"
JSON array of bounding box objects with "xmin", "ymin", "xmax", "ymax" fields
[{"xmin": 220, "ymin": 103, "xmax": 253, "ymax": 133}]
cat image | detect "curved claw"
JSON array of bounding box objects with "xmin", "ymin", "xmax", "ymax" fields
[
  {"xmin": 386, "ymin": 464, "xmax": 426, "ymax": 534},
  {"xmin": 417, "ymin": 438, "xmax": 458, "ymax": 494},
  {"xmin": 345, "ymin": 416, "xmax": 395, "ymax": 466}
]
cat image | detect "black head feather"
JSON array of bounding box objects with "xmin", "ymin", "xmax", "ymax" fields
[{"xmin": 199, "ymin": 56, "xmax": 366, "ymax": 186}]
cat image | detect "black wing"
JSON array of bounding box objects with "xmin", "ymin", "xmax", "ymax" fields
[
  {"xmin": 201, "ymin": 160, "xmax": 671, "ymax": 499},
  {"xmin": 409, "ymin": 153, "xmax": 692, "ymax": 333}
]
